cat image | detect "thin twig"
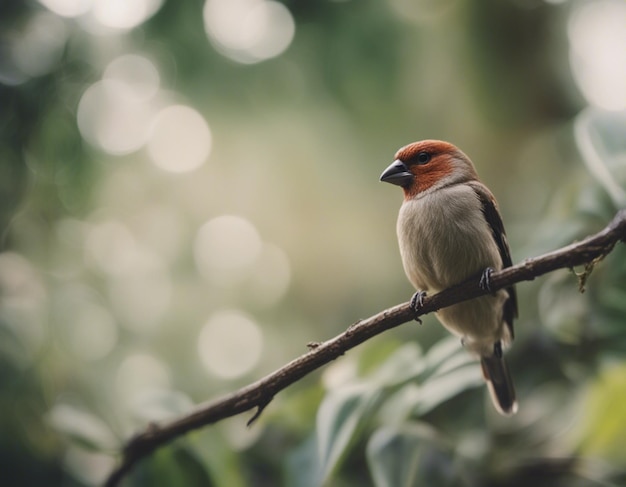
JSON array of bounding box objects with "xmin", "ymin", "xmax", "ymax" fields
[{"xmin": 105, "ymin": 209, "xmax": 626, "ymax": 487}]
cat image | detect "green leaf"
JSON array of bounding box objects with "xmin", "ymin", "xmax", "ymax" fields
[
  {"xmin": 577, "ymin": 363, "xmax": 626, "ymax": 460},
  {"xmin": 367, "ymin": 425, "xmax": 424, "ymax": 487},
  {"xmin": 133, "ymin": 444, "xmax": 214, "ymax": 487},
  {"xmin": 538, "ymin": 272, "xmax": 589, "ymax": 344},
  {"xmin": 316, "ymin": 383, "xmax": 382, "ymax": 482},
  {"xmin": 598, "ymin": 284, "xmax": 626, "ymax": 314},
  {"xmin": 413, "ymin": 365, "xmax": 483, "ymax": 416},
  {"xmin": 285, "ymin": 434, "xmax": 322, "ymax": 487},
  {"xmin": 367, "ymin": 424, "xmax": 465, "ymax": 487},
  {"xmin": 576, "ymin": 108, "xmax": 626, "ymax": 210},
  {"xmin": 48, "ymin": 403, "xmax": 118, "ymax": 452},
  {"xmin": 420, "ymin": 336, "xmax": 468, "ymax": 379},
  {"xmin": 377, "ymin": 384, "xmax": 423, "ymax": 424},
  {"xmin": 376, "ymin": 356, "xmax": 483, "ymax": 420},
  {"xmin": 187, "ymin": 429, "xmax": 247, "ymax": 487},
  {"xmin": 369, "ymin": 342, "xmax": 424, "ymax": 387},
  {"xmin": 369, "ymin": 338, "xmax": 481, "ymax": 422}
]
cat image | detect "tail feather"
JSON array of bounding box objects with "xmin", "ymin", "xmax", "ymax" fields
[{"xmin": 480, "ymin": 355, "xmax": 517, "ymax": 415}]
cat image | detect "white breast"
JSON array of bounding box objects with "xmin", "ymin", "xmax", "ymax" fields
[{"xmin": 396, "ymin": 184, "xmax": 502, "ymax": 293}]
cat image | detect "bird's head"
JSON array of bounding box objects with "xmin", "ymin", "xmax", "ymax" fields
[{"xmin": 380, "ymin": 140, "xmax": 478, "ymax": 200}]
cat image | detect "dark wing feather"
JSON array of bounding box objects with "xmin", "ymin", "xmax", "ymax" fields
[{"xmin": 468, "ymin": 181, "xmax": 518, "ymax": 337}]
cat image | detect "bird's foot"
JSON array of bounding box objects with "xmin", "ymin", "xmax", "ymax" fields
[
  {"xmin": 410, "ymin": 291, "xmax": 427, "ymax": 324},
  {"xmin": 479, "ymin": 267, "xmax": 494, "ymax": 294},
  {"xmin": 494, "ymin": 341, "xmax": 503, "ymax": 359}
]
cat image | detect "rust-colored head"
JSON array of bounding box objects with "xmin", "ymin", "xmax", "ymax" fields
[{"xmin": 380, "ymin": 140, "xmax": 478, "ymax": 199}]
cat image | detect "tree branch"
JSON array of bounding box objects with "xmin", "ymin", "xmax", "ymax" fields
[{"xmin": 105, "ymin": 209, "xmax": 626, "ymax": 487}]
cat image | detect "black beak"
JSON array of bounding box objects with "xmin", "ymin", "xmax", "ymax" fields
[{"xmin": 380, "ymin": 159, "xmax": 413, "ymax": 187}]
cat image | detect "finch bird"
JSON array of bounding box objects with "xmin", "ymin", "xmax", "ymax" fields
[{"xmin": 380, "ymin": 140, "xmax": 518, "ymax": 415}]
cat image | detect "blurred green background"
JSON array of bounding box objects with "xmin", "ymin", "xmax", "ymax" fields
[{"xmin": 2, "ymin": 0, "xmax": 626, "ymax": 485}]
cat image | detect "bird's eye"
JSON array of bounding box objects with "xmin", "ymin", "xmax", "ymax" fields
[{"xmin": 416, "ymin": 152, "xmax": 431, "ymax": 164}]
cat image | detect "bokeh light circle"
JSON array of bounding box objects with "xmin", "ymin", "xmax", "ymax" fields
[
  {"xmin": 194, "ymin": 215, "xmax": 263, "ymax": 283},
  {"xmin": 147, "ymin": 105, "xmax": 212, "ymax": 173},
  {"xmin": 0, "ymin": 252, "xmax": 46, "ymax": 363},
  {"xmin": 247, "ymin": 243, "xmax": 291, "ymax": 306},
  {"xmin": 85, "ymin": 220, "xmax": 140, "ymax": 276},
  {"xmin": 12, "ymin": 12, "xmax": 68, "ymax": 78},
  {"xmin": 38, "ymin": 0, "xmax": 91, "ymax": 18},
  {"xmin": 203, "ymin": 0, "xmax": 295, "ymax": 64},
  {"xmin": 115, "ymin": 353, "xmax": 171, "ymax": 404},
  {"xmin": 568, "ymin": 0, "xmax": 626, "ymax": 111},
  {"xmin": 103, "ymin": 54, "xmax": 160, "ymax": 101},
  {"xmin": 77, "ymin": 79, "xmax": 153, "ymax": 155},
  {"xmin": 68, "ymin": 303, "xmax": 118, "ymax": 361},
  {"xmin": 198, "ymin": 310, "xmax": 263, "ymax": 379},
  {"xmin": 91, "ymin": 0, "xmax": 163, "ymax": 30}
]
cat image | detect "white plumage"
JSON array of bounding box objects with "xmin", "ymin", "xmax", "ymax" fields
[{"xmin": 397, "ymin": 184, "xmax": 511, "ymax": 358}]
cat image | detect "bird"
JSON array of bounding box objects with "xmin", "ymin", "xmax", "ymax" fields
[{"xmin": 380, "ymin": 139, "xmax": 518, "ymax": 415}]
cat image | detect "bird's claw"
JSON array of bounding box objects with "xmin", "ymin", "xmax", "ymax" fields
[
  {"xmin": 494, "ymin": 341, "xmax": 503, "ymax": 359},
  {"xmin": 479, "ymin": 267, "xmax": 494, "ymax": 294},
  {"xmin": 410, "ymin": 291, "xmax": 427, "ymax": 324}
]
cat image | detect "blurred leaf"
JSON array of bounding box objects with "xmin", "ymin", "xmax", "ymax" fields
[
  {"xmin": 129, "ymin": 388, "xmax": 194, "ymax": 423},
  {"xmin": 420, "ymin": 336, "xmax": 474, "ymax": 379},
  {"xmin": 413, "ymin": 364, "xmax": 483, "ymax": 417},
  {"xmin": 577, "ymin": 363, "xmax": 626, "ymax": 466},
  {"xmin": 285, "ymin": 434, "xmax": 321, "ymax": 487},
  {"xmin": 316, "ymin": 384, "xmax": 382, "ymax": 482},
  {"xmin": 598, "ymin": 285, "xmax": 626, "ymax": 315},
  {"xmin": 186, "ymin": 430, "xmax": 246, "ymax": 487},
  {"xmin": 369, "ymin": 342, "xmax": 424, "ymax": 387},
  {"xmin": 376, "ymin": 383, "xmax": 423, "ymax": 424},
  {"xmin": 375, "ymin": 344, "xmax": 482, "ymax": 422},
  {"xmin": 538, "ymin": 272, "xmax": 588, "ymax": 344},
  {"xmin": 367, "ymin": 424, "xmax": 466, "ymax": 487},
  {"xmin": 597, "ymin": 246, "xmax": 626, "ymax": 316},
  {"xmin": 367, "ymin": 425, "xmax": 424, "ymax": 487},
  {"xmin": 132, "ymin": 444, "xmax": 213, "ymax": 487},
  {"xmin": 274, "ymin": 383, "xmax": 324, "ymax": 435},
  {"xmin": 47, "ymin": 403, "xmax": 118, "ymax": 452},
  {"xmin": 0, "ymin": 323, "xmax": 32, "ymax": 369},
  {"xmin": 575, "ymin": 108, "xmax": 626, "ymax": 210},
  {"xmin": 576, "ymin": 182, "xmax": 619, "ymax": 222},
  {"xmin": 358, "ymin": 339, "xmax": 411, "ymax": 376},
  {"xmin": 315, "ymin": 339, "xmax": 485, "ymax": 483}
]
